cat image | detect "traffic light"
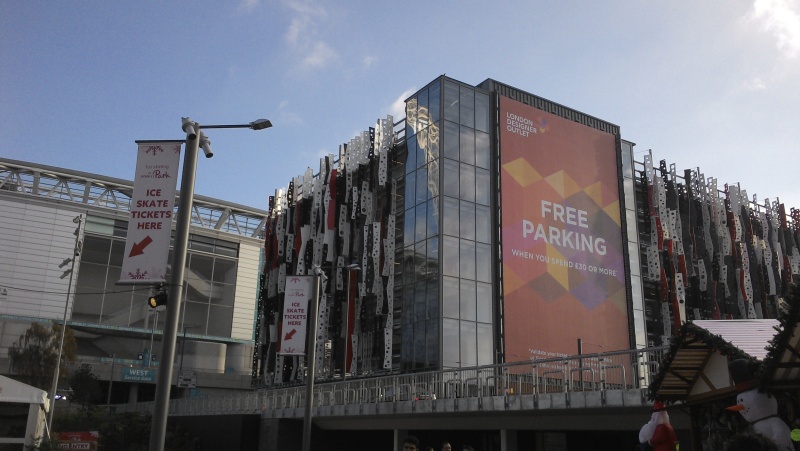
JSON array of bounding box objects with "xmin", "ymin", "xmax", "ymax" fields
[{"xmin": 148, "ymin": 291, "xmax": 168, "ymax": 308}]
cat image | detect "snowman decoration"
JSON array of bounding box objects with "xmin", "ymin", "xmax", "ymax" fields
[{"xmin": 726, "ymin": 359, "xmax": 793, "ymax": 451}]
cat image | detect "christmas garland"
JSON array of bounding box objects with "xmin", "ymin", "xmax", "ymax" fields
[{"xmin": 757, "ymin": 283, "xmax": 800, "ymax": 387}]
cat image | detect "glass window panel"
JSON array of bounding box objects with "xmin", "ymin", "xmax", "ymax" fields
[
  {"xmin": 443, "ymin": 121, "xmax": 459, "ymax": 160},
  {"xmin": 209, "ymin": 282, "xmax": 235, "ymax": 307},
  {"xmin": 459, "ymin": 201, "xmax": 475, "ymax": 241},
  {"xmin": 459, "ymin": 239, "xmax": 476, "ymax": 280},
  {"xmin": 442, "ymin": 318, "xmax": 460, "ymax": 367},
  {"xmin": 414, "ymin": 321, "xmax": 426, "ymax": 369},
  {"xmin": 401, "ymin": 320, "xmax": 413, "ymax": 369},
  {"xmin": 82, "ymin": 235, "xmax": 111, "ymax": 264},
  {"xmin": 417, "ymin": 130, "xmax": 428, "ymax": 169},
  {"xmin": 459, "ymin": 87, "xmax": 475, "ymax": 128},
  {"xmin": 207, "ymin": 305, "xmax": 233, "ymax": 337},
  {"xmin": 477, "ymin": 323, "xmax": 493, "ymax": 366},
  {"xmin": 426, "ymin": 276, "xmax": 439, "ymax": 319},
  {"xmin": 459, "ymin": 126, "xmax": 475, "ymax": 165},
  {"xmin": 459, "ymin": 279, "xmax": 476, "ymax": 321},
  {"xmin": 415, "ymin": 203, "xmax": 426, "ymax": 243},
  {"xmin": 628, "ymin": 240, "xmax": 641, "ymax": 276},
  {"xmin": 415, "ymin": 277, "xmax": 427, "ymax": 322},
  {"xmin": 476, "ymin": 204, "xmax": 491, "ymax": 244},
  {"xmin": 72, "ymin": 292, "xmax": 103, "ymax": 323},
  {"xmin": 212, "ymin": 258, "xmax": 237, "ymax": 283},
  {"xmin": 183, "ymin": 301, "xmax": 209, "ymax": 335},
  {"xmin": 428, "ymin": 122, "xmax": 440, "ymax": 161},
  {"xmin": 406, "ymin": 97, "xmax": 418, "ymax": 134},
  {"xmin": 426, "ymin": 236, "xmax": 439, "ymax": 278},
  {"xmin": 476, "ymin": 168, "xmax": 491, "ymax": 205},
  {"xmin": 477, "ymin": 282, "xmax": 492, "ymax": 322},
  {"xmin": 459, "ymin": 163, "xmax": 475, "ymax": 202},
  {"xmin": 189, "ymin": 253, "xmax": 214, "ymax": 281},
  {"xmin": 460, "ymin": 321, "xmax": 477, "ymax": 366},
  {"xmin": 443, "ymin": 159, "xmax": 459, "ymax": 198},
  {"xmin": 428, "ymin": 81, "xmax": 440, "ymax": 123},
  {"xmin": 442, "ymin": 276, "xmax": 459, "ymax": 318},
  {"xmin": 475, "ymin": 131, "xmax": 490, "ymax": 170},
  {"xmin": 100, "ymin": 291, "xmax": 132, "ymax": 325},
  {"xmin": 406, "ymin": 136, "xmax": 417, "ymax": 174},
  {"xmin": 416, "ymin": 166, "xmax": 428, "ymax": 203},
  {"xmin": 475, "ymin": 92, "xmax": 490, "ymax": 133},
  {"xmin": 403, "ymin": 246, "xmax": 415, "ymax": 282},
  {"xmin": 402, "ymin": 283, "xmax": 415, "ymax": 319},
  {"xmin": 189, "ymin": 235, "xmax": 215, "ymax": 253},
  {"xmin": 442, "ymin": 236, "xmax": 459, "ymax": 277},
  {"xmin": 443, "ymin": 81, "xmax": 460, "ymax": 123},
  {"xmin": 426, "ymin": 318, "xmax": 439, "ymax": 367},
  {"xmin": 403, "ymin": 171, "xmax": 417, "ymax": 210},
  {"xmin": 621, "ymin": 141, "xmax": 633, "ymax": 179},
  {"xmin": 418, "ymin": 88, "xmax": 428, "ymax": 122},
  {"xmin": 476, "ymin": 242, "xmax": 491, "ymax": 283},
  {"xmin": 404, "ymin": 208, "xmax": 415, "ymax": 247},
  {"xmin": 77, "ymin": 262, "xmax": 108, "ymax": 290},
  {"xmin": 415, "ymin": 241, "xmax": 427, "ymax": 278},
  {"xmin": 443, "ymin": 196, "xmax": 460, "ymax": 237},
  {"xmin": 426, "ymin": 198, "xmax": 439, "ymax": 238},
  {"xmin": 109, "ymin": 239, "xmax": 125, "ymax": 266}
]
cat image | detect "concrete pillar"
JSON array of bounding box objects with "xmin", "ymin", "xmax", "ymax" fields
[
  {"xmin": 128, "ymin": 383, "xmax": 139, "ymax": 403},
  {"xmin": 500, "ymin": 429, "xmax": 518, "ymax": 451}
]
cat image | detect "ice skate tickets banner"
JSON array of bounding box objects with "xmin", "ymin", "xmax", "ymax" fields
[
  {"xmin": 499, "ymin": 97, "xmax": 629, "ymax": 362},
  {"xmin": 279, "ymin": 276, "xmax": 314, "ymax": 356},
  {"xmin": 119, "ymin": 141, "xmax": 182, "ymax": 284}
]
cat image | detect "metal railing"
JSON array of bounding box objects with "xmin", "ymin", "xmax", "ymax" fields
[{"xmin": 115, "ymin": 346, "xmax": 666, "ymax": 417}]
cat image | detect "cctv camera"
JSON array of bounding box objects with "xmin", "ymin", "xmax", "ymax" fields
[
  {"xmin": 181, "ymin": 117, "xmax": 198, "ymax": 140},
  {"xmin": 199, "ymin": 132, "xmax": 213, "ymax": 158}
]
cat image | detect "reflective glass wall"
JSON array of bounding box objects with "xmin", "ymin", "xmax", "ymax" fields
[
  {"xmin": 73, "ymin": 215, "xmax": 240, "ymax": 338},
  {"xmin": 401, "ymin": 78, "xmax": 495, "ymax": 371}
]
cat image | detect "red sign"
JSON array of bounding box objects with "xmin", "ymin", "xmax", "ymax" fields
[{"xmin": 499, "ymin": 96, "xmax": 630, "ymax": 361}]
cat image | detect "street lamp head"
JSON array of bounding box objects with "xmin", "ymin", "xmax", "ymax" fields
[
  {"xmin": 72, "ymin": 215, "xmax": 82, "ymax": 224},
  {"xmin": 249, "ymin": 119, "xmax": 272, "ymax": 130},
  {"xmin": 181, "ymin": 117, "xmax": 198, "ymax": 140}
]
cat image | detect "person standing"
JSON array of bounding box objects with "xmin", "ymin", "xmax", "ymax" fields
[{"xmin": 403, "ymin": 436, "xmax": 420, "ymax": 451}]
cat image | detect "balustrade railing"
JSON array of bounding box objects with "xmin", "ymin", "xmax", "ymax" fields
[{"xmin": 115, "ymin": 346, "xmax": 666, "ymax": 416}]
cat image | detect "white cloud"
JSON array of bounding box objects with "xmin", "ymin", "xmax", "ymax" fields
[
  {"xmin": 282, "ymin": 0, "xmax": 337, "ymax": 69},
  {"xmin": 302, "ymin": 41, "xmax": 338, "ymax": 69},
  {"xmin": 388, "ymin": 88, "xmax": 416, "ymax": 120},
  {"xmin": 278, "ymin": 101, "xmax": 304, "ymax": 125},
  {"xmin": 362, "ymin": 56, "xmax": 378, "ymax": 68},
  {"xmin": 747, "ymin": 0, "xmax": 800, "ymax": 58},
  {"xmin": 237, "ymin": 0, "xmax": 260, "ymax": 13},
  {"xmin": 742, "ymin": 76, "xmax": 767, "ymax": 91}
]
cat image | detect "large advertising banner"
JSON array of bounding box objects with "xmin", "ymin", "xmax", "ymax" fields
[
  {"xmin": 119, "ymin": 141, "xmax": 183, "ymax": 284},
  {"xmin": 279, "ymin": 276, "xmax": 314, "ymax": 355},
  {"xmin": 499, "ymin": 96, "xmax": 629, "ymax": 362}
]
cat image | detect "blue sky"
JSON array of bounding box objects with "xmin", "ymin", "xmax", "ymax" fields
[{"xmin": 2, "ymin": 1, "xmax": 798, "ymax": 210}]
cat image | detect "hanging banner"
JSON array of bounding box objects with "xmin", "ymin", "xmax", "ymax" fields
[
  {"xmin": 118, "ymin": 141, "xmax": 183, "ymax": 284},
  {"xmin": 279, "ymin": 275, "xmax": 314, "ymax": 355}
]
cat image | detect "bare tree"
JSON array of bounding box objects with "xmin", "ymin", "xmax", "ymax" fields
[{"xmin": 8, "ymin": 322, "xmax": 77, "ymax": 391}]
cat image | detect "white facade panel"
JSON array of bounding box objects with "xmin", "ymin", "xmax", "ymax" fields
[
  {"xmin": 0, "ymin": 198, "xmax": 84, "ymax": 321},
  {"xmin": 231, "ymin": 241, "xmax": 260, "ymax": 340}
]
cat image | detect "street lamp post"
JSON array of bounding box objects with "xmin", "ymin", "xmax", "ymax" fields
[
  {"xmin": 148, "ymin": 118, "xmax": 271, "ymax": 451},
  {"xmin": 302, "ymin": 266, "xmax": 325, "ymax": 451},
  {"xmin": 47, "ymin": 214, "xmax": 82, "ymax": 434}
]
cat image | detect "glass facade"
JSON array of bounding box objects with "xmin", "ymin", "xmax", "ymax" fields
[
  {"xmin": 72, "ymin": 215, "xmax": 240, "ymax": 338},
  {"xmin": 401, "ymin": 78, "xmax": 494, "ymax": 371}
]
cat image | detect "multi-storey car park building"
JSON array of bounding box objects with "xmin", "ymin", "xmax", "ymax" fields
[{"xmin": 1, "ymin": 75, "xmax": 798, "ymax": 449}]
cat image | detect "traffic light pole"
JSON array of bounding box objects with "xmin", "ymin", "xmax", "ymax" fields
[{"xmin": 148, "ymin": 127, "xmax": 199, "ymax": 451}]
